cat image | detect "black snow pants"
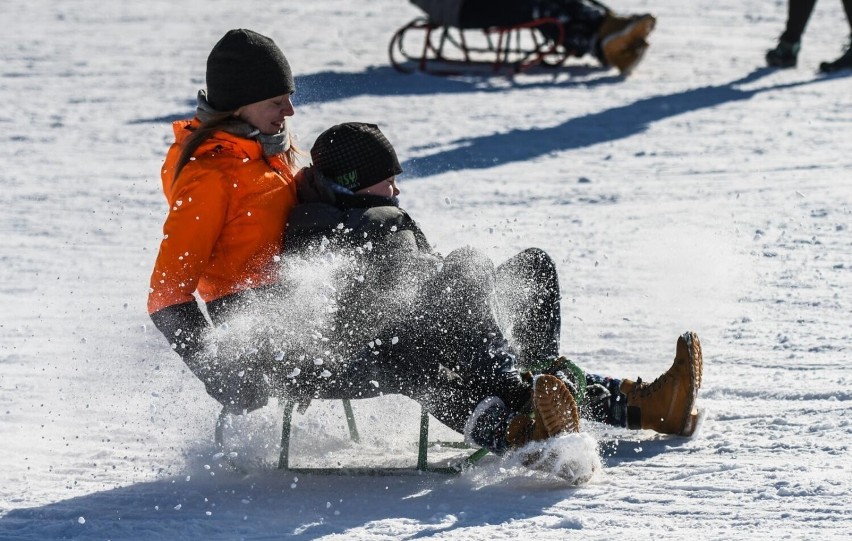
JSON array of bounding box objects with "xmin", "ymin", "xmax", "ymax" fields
[
  {"xmin": 494, "ymin": 247, "xmax": 561, "ymax": 369},
  {"xmin": 780, "ymin": 0, "xmax": 852, "ymax": 44},
  {"xmin": 286, "ymin": 246, "xmax": 550, "ymax": 434},
  {"xmin": 458, "ymin": 0, "xmax": 608, "ymax": 54}
]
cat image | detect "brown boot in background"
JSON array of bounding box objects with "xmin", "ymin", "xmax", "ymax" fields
[
  {"xmin": 606, "ymin": 38, "xmax": 650, "ymax": 76},
  {"xmin": 622, "ymin": 331, "xmax": 703, "ymax": 436},
  {"xmin": 598, "ymin": 13, "xmax": 656, "ymax": 74}
]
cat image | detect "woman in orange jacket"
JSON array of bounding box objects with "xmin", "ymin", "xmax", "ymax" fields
[{"xmin": 148, "ymin": 29, "xmax": 301, "ymax": 413}]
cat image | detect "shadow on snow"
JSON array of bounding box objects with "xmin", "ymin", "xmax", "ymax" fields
[
  {"xmin": 0, "ymin": 469, "xmax": 574, "ymax": 540},
  {"xmin": 402, "ymin": 67, "xmax": 837, "ymax": 177},
  {"xmin": 127, "ymin": 64, "xmax": 624, "ymax": 125},
  {"xmin": 130, "ymin": 66, "xmax": 837, "ymax": 180}
]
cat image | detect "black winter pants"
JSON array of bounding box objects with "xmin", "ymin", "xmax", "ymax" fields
[
  {"xmin": 292, "ymin": 247, "xmax": 534, "ymax": 434},
  {"xmin": 494, "ymin": 247, "xmax": 561, "ymax": 368},
  {"xmin": 200, "ymin": 248, "xmax": 563, "ymax": 429},
  {"xmin": 459, "ymin": 0, "xmax": 607, "ymax": 54},
  {"xmin": 780, "ymin": 0, "xmax": 852, "ymax": 43}
]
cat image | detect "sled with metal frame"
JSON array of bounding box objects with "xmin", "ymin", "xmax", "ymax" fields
[
  {"xmin": 389, "ymin": 16, "xmax": 574, "ymax": 76},
  {"xmin": 215, "ymin": 399, "xmax": 489, "ymax": 475}
]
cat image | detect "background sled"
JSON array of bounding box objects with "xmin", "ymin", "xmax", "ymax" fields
[
  {"xmin": 389, "ymin": 16, "xmax": 574, "ymax": 75},
  {"xmin": 215, "ymin": 399, "xmax": 489, "ymax": 475}
]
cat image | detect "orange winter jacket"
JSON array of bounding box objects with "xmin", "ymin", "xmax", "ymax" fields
[{"xmin": 147, "ymin": 119, "xmax": 299, "ymax": 315}]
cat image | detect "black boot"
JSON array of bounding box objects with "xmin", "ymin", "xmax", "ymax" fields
[
  {"xmin": 766, "ymin": 39, "xmax": 800, "ymax": 68},
  {"xmin": 819, "ymin": 41, "xmax": 852, "ymax": 73}
]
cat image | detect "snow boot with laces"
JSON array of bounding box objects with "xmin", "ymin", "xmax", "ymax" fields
[
  {"xmin": 465, "ymin": 375, "xmax": 579, "ymax": 454},
  {"xmin": 621, "ymin": 331, "xmax": 703, "ymax": 436},
  {"xmin": 506, "ymin": 374, "xmax": 580, "ymax": 446},
  {"xmin": 510, "ymin": 374, "xmax": 585, "ymax": 483}
]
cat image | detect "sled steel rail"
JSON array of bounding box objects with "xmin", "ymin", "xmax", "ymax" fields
[
  {"xmin": 389, "ymin": 16, "xmax": 570, "ymax": 76},
  {"xmin": 215, "ymin": 400, "xmax": 489, "ymax": 475}
]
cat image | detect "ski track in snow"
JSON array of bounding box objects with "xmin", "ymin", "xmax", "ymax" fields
[{"xmin": 1, "ymin": 0, "xmax": 850, "ymax": 539}]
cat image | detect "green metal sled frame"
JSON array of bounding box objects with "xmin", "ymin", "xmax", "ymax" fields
[{"xmin": 215, "ymin": 399, "xmax": 489, "ymax": 475}]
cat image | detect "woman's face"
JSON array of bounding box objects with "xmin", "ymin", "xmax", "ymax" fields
[
  {"xmin": 235, "ymin": 94, "xmax": 295, "ymax": 135},
  {"xmin": 356, "ymin": 176, "xmax": 400, "ymax": 198}
]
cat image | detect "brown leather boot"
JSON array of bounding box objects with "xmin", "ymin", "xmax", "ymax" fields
[
  {"xmin": 506, "ymin": 374, "xmax": 580, "ymax": 447},
  {"xmin": 606, "ymin": 38, "xmax": 650, "ymax": 76},
  {"xmin": 598, "ymin": 14, "xmax": 656, "ymax": 74},
  {"xmin": 534, "ymin": 374, "xmax": 580, "ymax": 435},
  {"xmin": 622, "ymin": 332, "xmax": 703, "ymax": 436}
]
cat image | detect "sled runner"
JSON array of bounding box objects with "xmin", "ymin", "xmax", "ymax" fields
[
  {"xmin": 215, "ymin": 399, "xmax": 489, "ymax": 475},
  {"xmin": 388, "ymin": 16, "xmax": 574, "ymax": 75}
]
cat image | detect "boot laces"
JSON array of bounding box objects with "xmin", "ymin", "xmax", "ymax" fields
[{"xmin": 634, "ymin": 370, "xmax": 672, "ymax": 398}]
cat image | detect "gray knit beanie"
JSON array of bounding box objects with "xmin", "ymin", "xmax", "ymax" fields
[{"xmin": 206, "ymin": 29, "xmax": 295, "ymax": 112}]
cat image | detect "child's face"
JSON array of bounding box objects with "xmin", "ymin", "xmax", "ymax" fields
[
  {"xmin": 235, "ymin": 94, "xmax": 295, "ymax": 135},
  {"xmin": 356, "ymin": 176, "xmax": 400, "ymax": 198}
]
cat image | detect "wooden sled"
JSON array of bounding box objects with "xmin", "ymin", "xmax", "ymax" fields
[{"xmin": 389, "ymin": 16, "xmax": 575, "ymax": 76}]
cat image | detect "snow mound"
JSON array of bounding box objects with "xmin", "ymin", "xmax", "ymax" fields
[{"xmin": 466, "ymin": 432, "xmax": 602, "ymax": 486}]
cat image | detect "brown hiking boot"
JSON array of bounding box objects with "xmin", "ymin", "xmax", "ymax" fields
[
  {"xmin": 606, "ymin": 38, "xmax": 650, "ymax": 76},
  {"xmin": 506, "ymin": 374, "xmax": 580, "ymax": 447},
  {"xmin": 622, "ymin": 331, "xmax": 703, "ymax": 436},
  {"xmin": 534, "ymin": 374, "xmax": 580, "ymax": 435},
  {"xmin": 598, "ymin": 14, "xmax": 656, "ymax": 74}
]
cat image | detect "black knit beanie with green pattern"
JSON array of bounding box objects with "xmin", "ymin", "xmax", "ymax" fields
[{"xmin": 311, "ymin": 123, "xmax": 403, "ymax": 192}]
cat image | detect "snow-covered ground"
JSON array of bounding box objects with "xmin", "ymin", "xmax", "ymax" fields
[{"xmin": 1, "ymin": 0, "xmax": 850, "ymax": 539}]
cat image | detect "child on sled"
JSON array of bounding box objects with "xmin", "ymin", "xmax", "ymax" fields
[{"xmin": 279, "ymin": 122, "xmax": 704, "ymax": 458}]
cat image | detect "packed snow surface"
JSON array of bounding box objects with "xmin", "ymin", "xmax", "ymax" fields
[{"xmin": 1, "ymin": 0, "xmax": 850, "ymax": 539}]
